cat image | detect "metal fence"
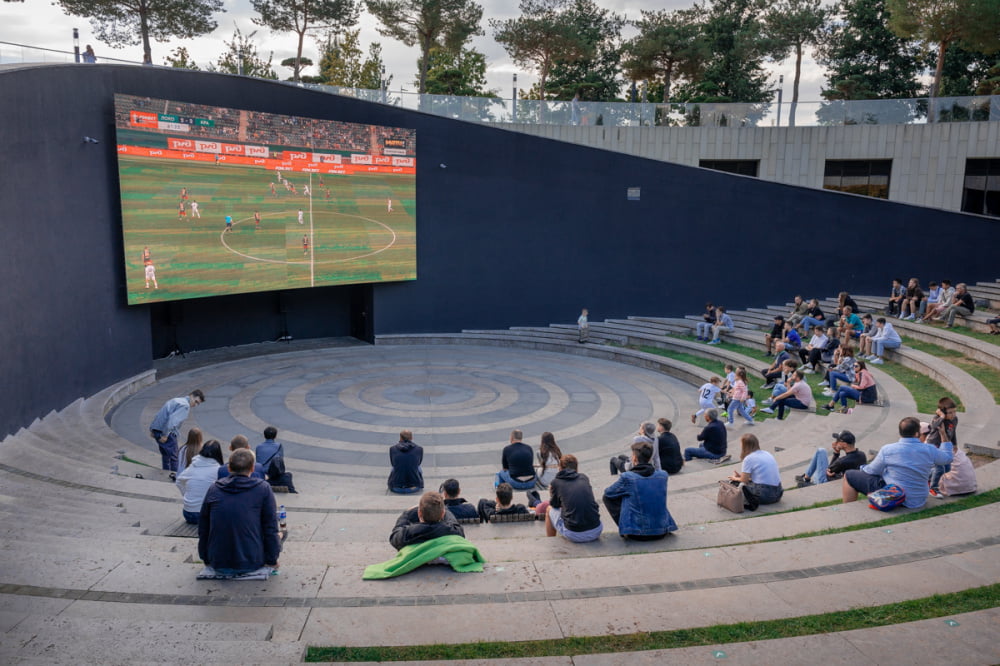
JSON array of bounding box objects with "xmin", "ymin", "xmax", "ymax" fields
[{"xmin": 4, "ymin": 42, "xmax": 999, "ymax": 128}]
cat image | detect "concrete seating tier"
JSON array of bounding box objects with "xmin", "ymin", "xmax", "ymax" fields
[{"xmin": 1, "ymin": 328, "xmax": 998, "ymax": 663}]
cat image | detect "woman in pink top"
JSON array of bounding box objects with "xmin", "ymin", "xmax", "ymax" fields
[
  {"xmin": 823, "ymin": 360, "xmax": 875, "ymax": 412},
  {"xmin": 726, "ymin": 368, "xmax": 756, "ymax": 426},
  {"xmin": 771, "ymin": 370, "xmax": 813, "ymax": 420}
]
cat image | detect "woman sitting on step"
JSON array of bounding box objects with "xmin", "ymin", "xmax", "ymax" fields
[
  {"xmin": 728, "ymin": 433, "xmax": 783, "ymax": 511},
  {"xmin": 176, "ymin": 440, "xmax": 224, "ymax": 525},
  {"xmin": 823, "ymin": 361, "xmax": 876, "ymax": 413}
]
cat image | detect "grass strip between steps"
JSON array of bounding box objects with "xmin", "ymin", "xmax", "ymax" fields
[
  {"xmin": 306, "ymin": 582, "xmax": 1000, "ymax": 662},
  {"xmin": 904, "ymin": 339, "xmax": 1000, "ymax": 405},
  {"xmin": 120, "ymin": 455, "xmax": 156, "ymax": 468},
  {"xmin": 870, "ymin": 358, "xmax": 966, "ymax": 413}
]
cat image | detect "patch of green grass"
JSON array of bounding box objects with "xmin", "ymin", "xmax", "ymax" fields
[
  {"xmin": 869, "ymin": 360, "xmax": 964, "ymax": 413},
  {"xmin": 905, "ymin": 339, "xmax": 1000, "ymax": 405},
  {"xmin": 306, "ymin": 581, "xmax": 1000, "ymax": 661},
  {"xmin": 120, "ymin": 455, "xmax": 155, "ymax": 468},
  {"xmin": 918, "ymin": 319, "xmax": 1000, "ymax": 347}
]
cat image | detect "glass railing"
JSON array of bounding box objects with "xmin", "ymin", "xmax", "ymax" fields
[{"xmin": 5, "ymin": 42, "xmax": 999, "ymax": 128}]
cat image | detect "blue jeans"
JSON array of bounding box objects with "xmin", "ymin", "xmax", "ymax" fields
[
  {"xmin": 873, "ymin": 338, "xmax": 901, "ymax": 357},
  {"xmin": 495, "ymin": 470, "xmax": 537, "ymax": 490},
  {"xmin": 832, "ymin": 386, "xmax": 860, "ymax": 407},
  {"xmin": 390, "ymin": 486, "xmax": 423, "ymax": 494},
  {"xmin": 804, "ymin": 448, "xmax": 829, "ymax": 484},
  {"xmin": 728, "ymin": 399, "xmax": 754, "ymax": 424},
  {"xmin": 799, "ymin": 316, "xmax": 825, "ymax": 331},
  {"xmin": 153, "ymin": 430, "xmax": 178, "ymax": 471},
  {"xmin": 711, "ymin": 324, "xmax": 734, "ymax": 341},
  {"xmin": 696, "ymin": 322, "xmax": 712, "ymax": 338},
  {"xmin": 774, "ymin": 397, "xmax": 809, "ymax": 419},
  {"xmin": 828, "ymin": 371, "xmax": 852, "ymax": 390},
  {"xmin": 183, "ymin": 510, "xmax": 200, "ymax": 525},
  {"xmin": 930, "ymin": 463, "xmax": 951, "ymax": 491},
  {"xmin": 684, "ymin": 446, "xmax": 723, "ymax": 461}
]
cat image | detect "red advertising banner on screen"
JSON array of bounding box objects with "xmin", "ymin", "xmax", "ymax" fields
[{"xmin": 130, "ymin": 111, "xmax": 159, "ymax": 128}]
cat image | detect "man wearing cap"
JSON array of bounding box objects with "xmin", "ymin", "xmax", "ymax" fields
[
  {"xmin": 842, "ymin": 417, "xmax": 954, "ymax": 508},
  {"xmin": 795, "ymin": 431, "xmax": 866, "ymax": 487}
]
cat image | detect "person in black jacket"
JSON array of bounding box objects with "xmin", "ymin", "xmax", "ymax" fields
[
  {"xmin": 388, "ymin": 429, "xmax": 423, "ymax": 494},
  {"xmin": 477, "ymin": 482, "xmax": 530, "ymax": 522},
  {"xmin": 440, "ymin": 478, "xmax": 478, "ymax": 520},
  {"xmin": 198, "ymin": 449, "xmax": 281, "ymax": 574},
  {"xmin": 495, "ymin": 429, "xmax": 536, "ymax": 490},
  {"xmin": 683, "ymin": 409, "xmax": 730, "ymax": 464},
  {"xmin": 544, "ymin": 454, "xmax": 603, "ymax": 543},
  {"xmin": 389, "ymin": 491, "xmax": 465, "ymax": 550},
  {"xmin": 656, "ymin": 418, "xmax": 684, "ymax": 475}
]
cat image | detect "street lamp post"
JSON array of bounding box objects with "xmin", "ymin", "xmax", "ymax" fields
[
  {"xmin": 73, "ymin": 28, "xmax": 80, "ymax": 63},
  {"xmin": 512, "ymin": 73, "xmax": 518, "ymax": 122}
]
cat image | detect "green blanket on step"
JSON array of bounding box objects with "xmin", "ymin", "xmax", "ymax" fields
[{"xmin": 363, "ymin": 535, "xmax": 486, "ymax": 579}]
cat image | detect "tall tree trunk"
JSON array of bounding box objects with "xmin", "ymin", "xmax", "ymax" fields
[
  {"xmin": 418, "ymin": 35, "xmax": 432, "ymax": 94},
  {"xmin": 295, "ymin": 29, "xmax": 307, "ymax": 82},
  {"xmin": 932, "ymin": 40, "xmax": 948, "ymax": 98},
  {"xmin": 789, "ymin": 42, "xmax": 802, "ymax": 128},
  {"xmin": 662, "ymin": 62, "xmax": 673, "ymax": 105},
  {"xmin": 139, "ymin": 0, "xmax": 151, "ymax": 64}
]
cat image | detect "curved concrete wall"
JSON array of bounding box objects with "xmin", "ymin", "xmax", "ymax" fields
[{"xmin": 3, "ymin": 63, "xmax": 999, "ymax": 436}]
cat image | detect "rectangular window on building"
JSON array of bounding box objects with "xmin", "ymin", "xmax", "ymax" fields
[
  {"xmin": 823, "ymin": 160, "xmax": 892, "ymax": 199},
  {"xmin": 699, "ymin": 160, "xmax": 759, "ymax": 177},
  {"xmin": 962, "ymin": 159, "xmax": 1000, "ymax": 218}
]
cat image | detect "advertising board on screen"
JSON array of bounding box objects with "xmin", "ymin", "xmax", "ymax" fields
[{"xmin": 114, "ymin": 94, "xmax": 416, "ymax": 305}]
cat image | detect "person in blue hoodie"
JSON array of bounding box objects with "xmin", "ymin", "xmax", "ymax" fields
[
  {"xmin": 198, "ymin": 449, "xmax": 281, "ymax": 575},
  {"xmin": 388, "ymin": 429, "xmax": 423, "ymax": 494}
]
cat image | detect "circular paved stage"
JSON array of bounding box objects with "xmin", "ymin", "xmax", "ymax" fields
[{"xmin": 110, "ymin": 344, "xmax": 696, "ymax": 478}]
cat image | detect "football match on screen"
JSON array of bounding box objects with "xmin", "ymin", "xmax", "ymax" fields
[{"xmin": 114, "ymin": 94, "xmax": 417, "ymax": 305}]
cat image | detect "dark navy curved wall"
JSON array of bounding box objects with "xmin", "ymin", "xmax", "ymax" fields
[{"xmin": 2, "ymin": 63, "xmax": 998, "ymax": 436}]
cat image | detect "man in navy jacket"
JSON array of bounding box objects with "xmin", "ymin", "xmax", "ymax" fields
[{"xmin": 199, "ymin": 449, "xmax": 281, "ymax": 574}]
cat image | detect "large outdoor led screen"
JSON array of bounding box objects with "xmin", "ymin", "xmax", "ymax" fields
[{"xmin": 114, "ymin": 94, "xmax": 416, "ymax": 305}]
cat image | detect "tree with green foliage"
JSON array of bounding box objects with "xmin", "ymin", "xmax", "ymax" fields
[
  {"xmin": 316, "ymin": 29, "xmax": 390, "ymax": 90},
  {"xmin": 676, "ymin": 0, "xmax": 772, "ymax": 103},
  {"xmin": 211, "ymin": 26, "xmax": 278, "ymax": 79},
  {"xmin": 55, "ymin": 0, "xmax": 223, "ymax": 64},
  {"xmin": 421, "ymin": 47, "xmax": 496, "ymax": 96},
  {"xmin": 816, "ymin": 0, "xmax": 923, "ymax": 101},
  {"xmin": 365, "ymin": 0, "xmax": 484, "ymax": 94},
  {"xmin": 937, "ymin": 45, "xmax": 999, "ymax": 96},
  {"xmin": 763, "ymin": 0, "xmax": 829, "ymax": 125},
  {"xmin": 542, "ymin": 0, "xmax": 625, "ymax": 101},
  {"xmin": 623, "ymin": 7, "xmax": 708, "ymax": 104},
  {"xmin": 281, "ymin": 56, "xmax": 313, "ymax": 80},
  {"xmin": 887, "ymin": 0, "xmax": 1000, "ymax": 97},
  {"xmin": 491, "ymin": 0, "xmax": 591, "ymax": 102},
  {"xmin": 164, "ymin": 46, "xmax": 200, "ymax": 69},
  {"xmin": 251, "ymin": 0, "xmax": 359, "ymax": 82}
]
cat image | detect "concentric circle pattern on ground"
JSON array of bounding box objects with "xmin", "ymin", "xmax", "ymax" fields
[{"xmin": 111, "ymin": 345, "xmax": 688, "ymax": 476}]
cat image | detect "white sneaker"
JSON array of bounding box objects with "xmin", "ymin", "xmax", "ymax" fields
[
  {"xmin": 822, "ymin": 389, "xmax": 833, "ymax": 396},
  {"xmin": 761, "ymin": 407, "xmax": 774, "ymax": 414},
  {"xmin": 818, "ymin": 380, "xmax": 829, "ymax": 387},
  {"xmin": 871, "ymin": 357, "xmax": 884, "ymax": 365}
]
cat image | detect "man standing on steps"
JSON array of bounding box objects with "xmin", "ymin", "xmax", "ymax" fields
[{"xmin": 149, "ymin": 390, "xmax": 205, "ymax": 471}]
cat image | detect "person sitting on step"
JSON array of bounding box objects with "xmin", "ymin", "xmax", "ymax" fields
[
  {"xmin": 390, "ymin": 491, "xmax": 465, "ymax": 550},
  {"xmin": 439, "ymin": 478, "xmax": 478, "ymax": 520},
  {"xmin": 796, "ymin": 430, "xmax": 866, "ymax": 486},
  {"xmin": 388, "ymin": 430, "xmax": 424, "ymax": 494},
  {"xmin": 495, "ymin": 429, "xmax": 537, "ymax": 490},
  {"xmin": 477, "ymin": 482, "xmax": 530, "ymax": 522},
  {"xmin": 602, "ymin": 440, "xmax": 678, "ymax": 540}
]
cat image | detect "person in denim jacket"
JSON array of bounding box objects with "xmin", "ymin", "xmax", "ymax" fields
[{"xmin": 602, "ymin": 442, "xmax": 678, "ymax": 541}]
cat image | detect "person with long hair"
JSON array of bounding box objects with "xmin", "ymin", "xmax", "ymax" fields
[
  {"xmin": 728, "ymin": 433, "xmax": 782, "ymax": 510},
  {"xmin": 726, "ymin": 368, "xmax": 755, "ymax": 427},
  {"xmin": 176, "ymin": 427, "xmax": 203, "ymax": 473},
  {"xmin": 176, "ymin": 440, "xmax": 223, "ymax": 524},
  {"xmin": 823, "ymin": 360, "xmax": 876, "ymax": 412},
  {"xmin": 537, "ymin": 432, "xmax": 563, "ymax": 489}
]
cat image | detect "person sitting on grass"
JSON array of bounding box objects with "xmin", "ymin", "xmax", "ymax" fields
[
  {"xmin": 544, "ymin": 455, "xmax": 603, "ymax": 543},
  {"xmin": 439, "ymin": 478, "xmax": 478, "ymax": 521},
  {"xmin": 866, "ymin": 317, "xmax": 902, "ymax": 365},
  {"xmin": 796, "ymin": 430, "xmax": 866, "ymax": 486},
  {"xmin": 823, "ymin": 360, "xmax": 876, "ymax": 412},
  {"xmin": 763, "ymin": 370, "xmax": 812, "ymax": 420},
  {"xmin": 602, "ymin": 441, "xmax": 677, "ymax": 540},
  {"xmin": 390, "ymin": 491, "xmax": 465, "ymax": 551},
  {"xmin": 728, "ymin": 433, "xmax": 783, "ymax": 510},
  {"xmin": 842, "ymin": 417, "xmax": 953, "ymax": 509},
  {"xmin": 477, "ymin": 482, "xmax": 530, "ymax": 522}
]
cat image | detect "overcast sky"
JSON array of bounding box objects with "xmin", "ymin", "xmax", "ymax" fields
[{"xmin": 0, "ymin": 0, "xmax": 829, "ymax": 103}]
